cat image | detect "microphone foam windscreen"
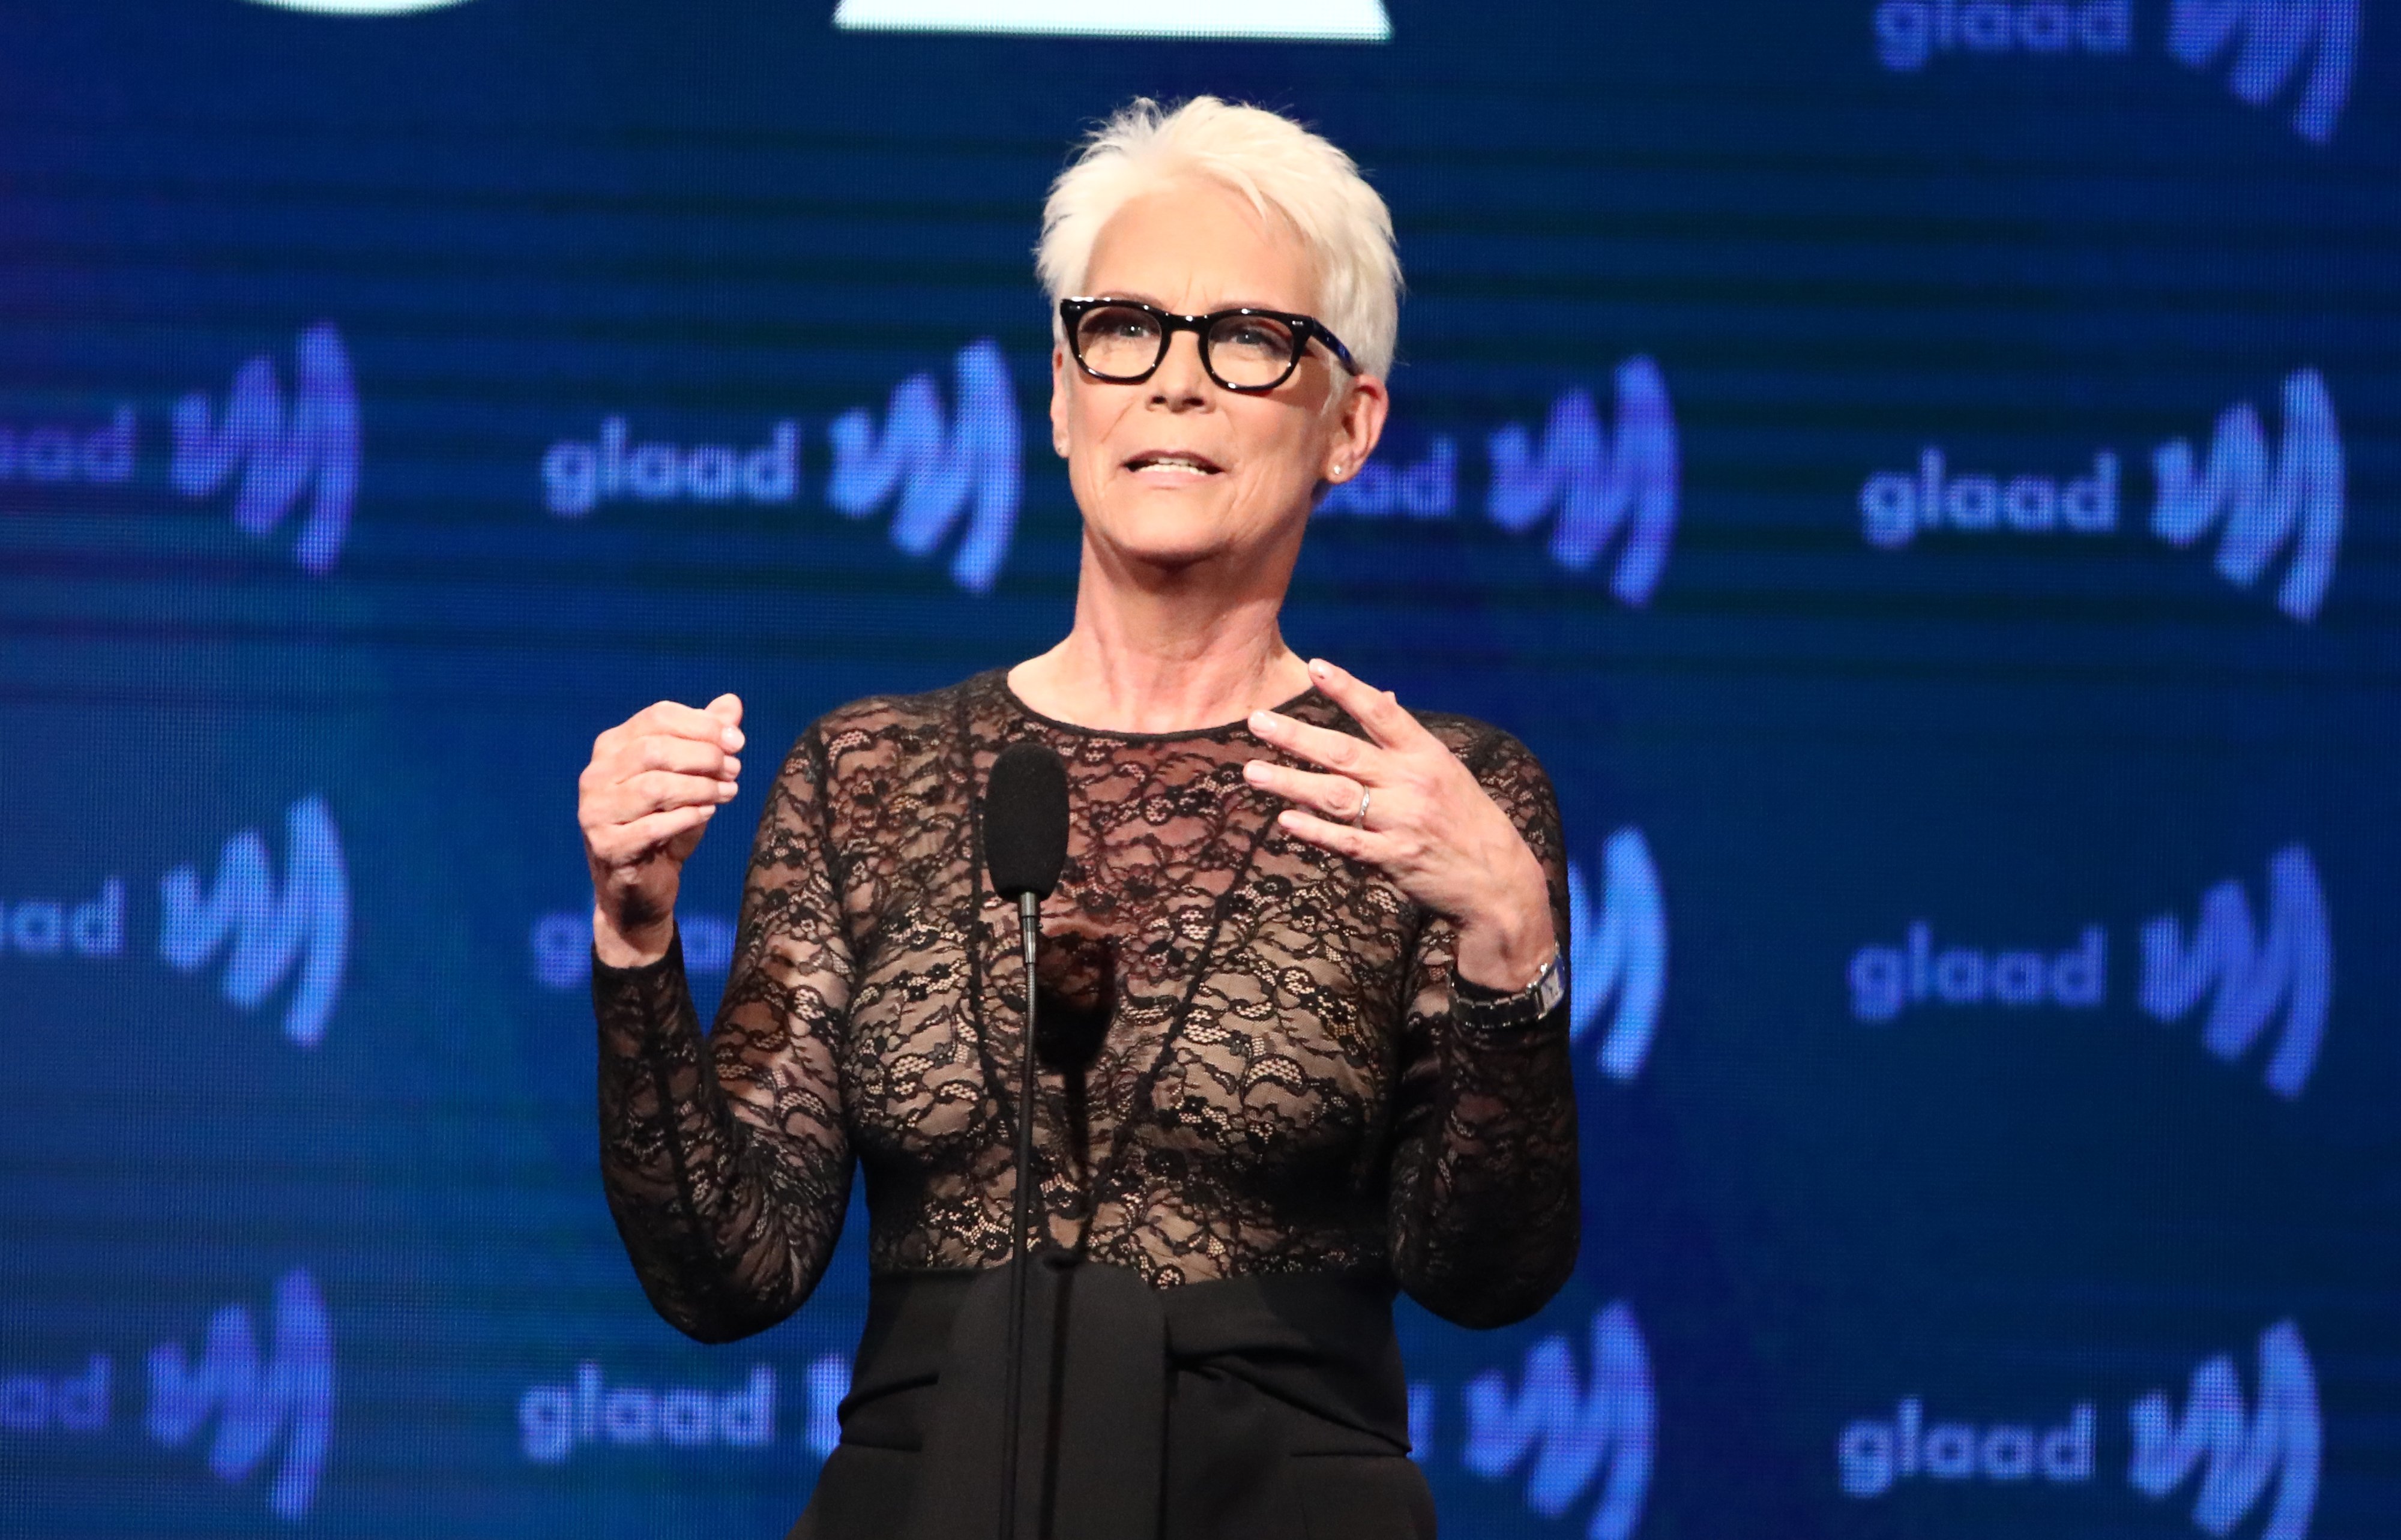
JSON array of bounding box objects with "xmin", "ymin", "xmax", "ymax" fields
[{"xmin": 983, "ymin": 739, "xmax": 1070, "ymax": 901}]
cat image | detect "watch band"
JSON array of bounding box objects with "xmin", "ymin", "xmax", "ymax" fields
[{"xmin": 1452, "ymin": 946, "xmax": 1566, "ymax": 1033}]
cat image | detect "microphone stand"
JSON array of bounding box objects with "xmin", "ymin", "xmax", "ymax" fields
[{"xmin": 998, "ymin": 888, "xmax": 1041, "ymax": 1540}]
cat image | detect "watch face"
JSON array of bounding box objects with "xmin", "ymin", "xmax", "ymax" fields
[{"xmin": 1534, "ymin": 961, "xmax": 1567, "ymax": 1015}]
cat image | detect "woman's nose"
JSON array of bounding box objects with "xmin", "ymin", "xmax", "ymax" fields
[{"xmin": 1148, "ymin": 328, "xmax": 1211, "ymax": 405}]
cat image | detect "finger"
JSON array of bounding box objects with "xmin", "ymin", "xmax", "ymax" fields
[
  {"xmin": 621, "ymin": 734, "xmax": 738, "ymax": 780},
  {"xmin": 600, "ymin": 770, "xmax": 738, "ymax": 822},
  {"xmin": 705, "ymin": 693, "xmax": 744, "ymax": 729},
  {"xmin": 1305, "ymin": 658, "xmax": 1433, "ymax": 752},
  {"xmin": 595, "ymin": 803, "xmax": 718, "ymax": 859},
  {"xmin": 636, "ymin": 699, "xmax": 746, "ymax": 753},
  {"xmin": 1274, "ymin": 807, "xmax": 1394, "ymax": 866},
  {"xmin": 1250, "ymin": 708, "xmax": 1384, "ymax": 780},
  {"xmin": 1242, "ymin": 759, "xmax": 1365, "ymax": 820}
]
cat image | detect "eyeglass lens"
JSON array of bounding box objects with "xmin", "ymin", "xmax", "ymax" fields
[{"xmin": 1072, "ymin": 304, "xmax": 1300, "ymax": 390}]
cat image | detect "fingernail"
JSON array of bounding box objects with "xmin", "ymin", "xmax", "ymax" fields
[
  {"xmin": 1250, "ymin": 710, "xmax": 1277, "ymax": 732},
  {"xmin": 1308, "ymin": 658, "xmax": 1330, "ymax": 677},
  {"xmin": 1242, "ymin": 760, "xmax": 1265, "ymax": 780},
  {"xmin": 718, "ymin": 780, "xmax": 738, "ymax": 800},
  {"xmin": 723, "ymin": 756, "xmax": 742, "ymax": 778},
  {"xmin": 722, "ymin": 730, "xmax": 743, "ymax": 750}
]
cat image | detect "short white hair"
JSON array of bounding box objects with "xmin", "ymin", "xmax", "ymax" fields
[{"xmin": 1037, "ymin": 97, "xmax": 1402, "ymax": 380}]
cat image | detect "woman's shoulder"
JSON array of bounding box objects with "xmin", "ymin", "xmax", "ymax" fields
[
  {"xmin": 794, "ymin": 670, "xmax": 1007, "ymax": 770},
  {"xmin": 1391, "ymin": 703, "xmax": 1547, "ymax": 781}
]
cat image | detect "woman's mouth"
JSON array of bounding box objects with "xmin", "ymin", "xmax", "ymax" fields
[{"xmin": 1125, "ymin": 451, "xmax": 1223, "ymax": 477}]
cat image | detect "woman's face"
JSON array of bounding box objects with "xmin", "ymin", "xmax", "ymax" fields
[{"xmin": 1050, "ymin": 178, "xmax": 1387, "ymax": 580}]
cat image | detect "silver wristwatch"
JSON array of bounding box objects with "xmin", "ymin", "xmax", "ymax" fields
[{"xmin": 1452, "ymin": 946, "xmax": 1567, "ymax": 1033}]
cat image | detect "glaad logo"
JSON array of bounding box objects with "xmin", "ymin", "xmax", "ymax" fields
[
  {"xmin": 519, "ymin": 1364, "xmax": 776, "ymax": 1464},
  {"xmin": 1488, "ymin": 358, "xmax": 1679, "ymax": 604},
  {"xmin": 1840, "ymin": 1320, "xmax": 2318, "ymax": 1536},
  {"xmin": 543, "ymin": 420, "xmax": 798, "ymax": 519},
  {"xmin": 1567, "ymin": 828, "xmax": 1667, "ymax": 1081},
  {"xmin": 1846, "ymin": 842, "xmax": 2328, "ymax": 1098},
  {"xmin": 159, "ymin": 797, "xmax": 351, "ymax": 1047},
  {"xmin": 1316, "ymin": 358, "xmax": 1681, "ymax": 604},
  {"xmin": 1860, "ymin": 448, "xmax": 2121, "ymax": 547},
  {"xmin": 0, "ymin": 1354, "xmax": 112, "ymax": 1434},
  {"xmin": 2139, "ymin": 844, "xmax": 2328, "ymax": 1099},
  {"xmin": 827, "ymin": 338, "xmax": 1019, "ymax": 592},
  {"xmin": 1462, "ymin": 1302, "xmax": 1654, "ymax": 1540},
  {"xmin": 171, "ymin": 323, "xmax": 358, "ymax": 576},
  {"xmin": 2130, "ymin": 1320, "xmax": 2319, "ymax": 1540},
  {"xmin": 0, "ymin": 405, "xmax": 135, "ymax": 487},
  {"xmin": 831, "ymin": 0, "xmax": 1391, "ymax": 41},
  {"xmin": 1841, "ymin": 1398, "xmax": 2096, "ymax": 1494},
  {"xmin": 145, "ymin": 1269, "xmax": 334, "ymax": 1521},
  {"xmin": 1875, "ymin": 0, "xmax": 2133, "ymax": 68},
  {"xmin": 546, "ymin": 340, "xmax": 1019, "ymax": 594},
  {"xmin": 1860, "ymin": 370, "xmax": 2342, "ymax": 621},
  {"xmin": 0, "ymin": 878, "xmax": 125, "ymax": 958},
  {"xmin": 1872, "ymin": 0, "xmax": 2356, "ymax": 140},
  {"xmin": 2151, "ymin": 370, "xmax": 2342, "ymax": 622},
  {"xmin": 2168, "ymin": 0, "xmax": 2358, "ymax": 143},
  {"xmin": 1849, "ymin": 923, "xmax": 2109, "ymax": 1020}
]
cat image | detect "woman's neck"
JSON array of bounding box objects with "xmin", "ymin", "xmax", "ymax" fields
[{"xmin": 1008, "ymin": 550, "xmax": 1313, "ymax": 735}]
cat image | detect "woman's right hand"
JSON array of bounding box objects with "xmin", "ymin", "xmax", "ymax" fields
[{"xmin": 580, "ymin": 694, "xmax": 746, "ymax": 967}]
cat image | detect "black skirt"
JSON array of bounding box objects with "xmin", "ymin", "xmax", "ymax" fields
[{"xmin": 790, "ymin": 1254, "xmax": 1436, "ymax": 1540}]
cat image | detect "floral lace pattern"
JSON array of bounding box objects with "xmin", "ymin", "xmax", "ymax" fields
[{"xmin": 596, "ymin": 671, "xmax": 1579, "ymax": 1343}]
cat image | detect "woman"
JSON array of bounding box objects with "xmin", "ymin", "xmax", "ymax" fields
[{"xmin": 580, "ymin": 98, "xmax": 1579, "ymax": 1539}]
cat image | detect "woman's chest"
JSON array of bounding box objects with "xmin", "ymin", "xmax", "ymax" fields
[{"xmin": 834, "ymin": 828, "xmax": 1421, "ymax": 1171}]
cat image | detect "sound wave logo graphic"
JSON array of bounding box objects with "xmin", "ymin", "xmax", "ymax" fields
[
  {"xmin": 157, "ymin": 797, "xmax": 350, "ymax": 1047},
  {"xmin": 2169, "ymin": 0, "xmax": 2359, "ymax": 143},
  {"xmin": 2138, "ymin": 844, "xmax": 2329, "ymax": 1099},
  {"xmin": 1487, "ymin": 357, "xmax": 1680, "ymax": 606},
  {"xmin": 2151, "ymin": 370, "xmax": 2343, "ymax": 622},
  {"xmin": 1463, "ymin": 1302, "xmax": 1655, "ymax": 1540},
  {"xmin": 144, "ymin": 1269, "xmax": 335, "ymax": 1521},
  {"xmin": 2130, "ymin": 1320, "xmax": 2319, "ymax": 1540},
  {"xmin": 1567, "ymin": 827, "xmax": 1667, "ymax": 1081},
  {"xmin": 831, "ymin": 0, "xmax": 1390, "ymax": 39},
  {"xmin": 170, "ymin": 324, "xmax": 358, "ymax": 576},
  {"xmin": 827, "ymin": 338, "xmax": 1019, "ymax": 592}
]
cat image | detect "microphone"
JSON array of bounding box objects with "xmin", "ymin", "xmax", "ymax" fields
[
  {"xmin": 984, "ymin": 740, "xmax": 1069, "ymax": 903},
  {"xmin": 980, "ymin": 739, "xmax": 1067, "ymax": 1540}
]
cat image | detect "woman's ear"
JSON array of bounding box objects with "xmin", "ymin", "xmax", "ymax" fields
[
  {"xmin": 1049, "ymin": 343, "xmax": 1073, "ymax": 458},
  {"xmin": 1324, "ymin": 373, "xmax": 1390, "ymax": 482}
]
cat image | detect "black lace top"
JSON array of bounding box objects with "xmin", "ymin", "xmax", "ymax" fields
[{"xmin": 594, "ymin": 670, "xmax": 1579, "ymax": 1344}]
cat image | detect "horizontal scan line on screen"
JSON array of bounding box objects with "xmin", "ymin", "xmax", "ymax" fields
[{"xmin": 831, "ymin": 0, "xmax": 1391, "ymax": 40}]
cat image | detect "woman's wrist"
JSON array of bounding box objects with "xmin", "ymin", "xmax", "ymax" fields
[
  {"xmin": 592, "ymin": 900, "xmax": 676, "ymax": 971},
  {"xmin": 1450, "ymin": 858, "xmax": 1556, "ymax": 991}
]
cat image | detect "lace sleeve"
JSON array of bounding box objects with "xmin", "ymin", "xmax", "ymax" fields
[
  {"xmin": 1385, "ymin": 726, "xmax": 1582, "ymax": 1329},
  {"xmin": 593, "ymin": 726, "xmax": 857, "ymax": 1344}
]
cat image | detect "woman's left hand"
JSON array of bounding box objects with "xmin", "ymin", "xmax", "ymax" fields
[{"xmin": 1245, "ymin": 658, "xmax": 1556, "ymax": 993}]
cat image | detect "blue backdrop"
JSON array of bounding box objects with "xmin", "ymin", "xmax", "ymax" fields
[{"xmin": 1, "ymin": 2, "xmax": 2393, "ymax": 1536}]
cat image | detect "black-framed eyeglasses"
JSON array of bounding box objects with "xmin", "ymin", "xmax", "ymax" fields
[{"xmin": 1059, "ymin": 297, "xmax": 1360, "ymax": 394}]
